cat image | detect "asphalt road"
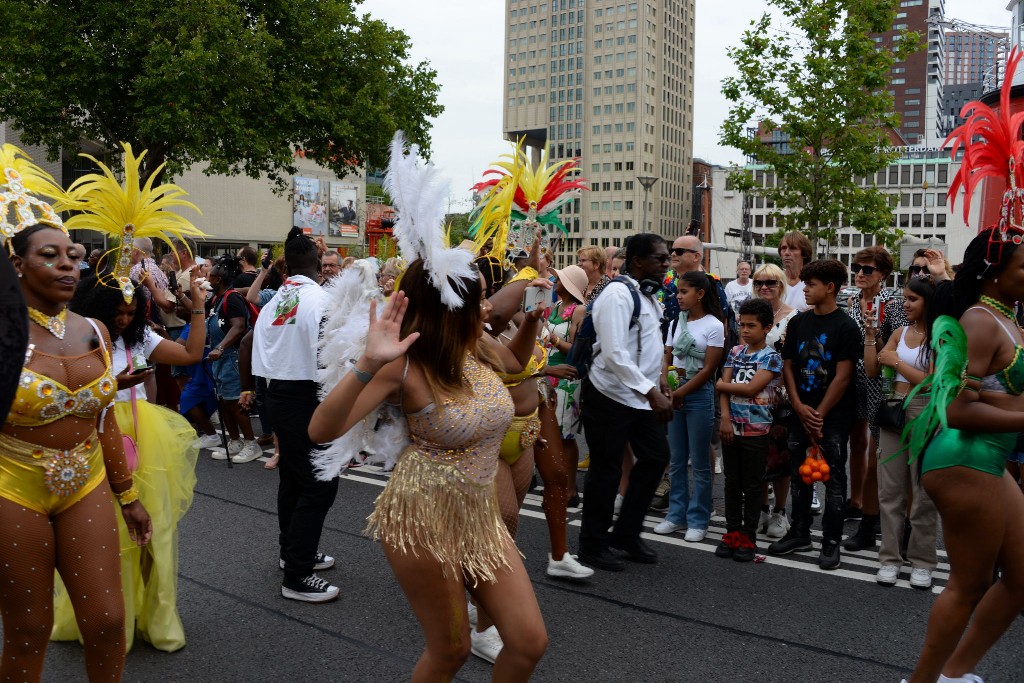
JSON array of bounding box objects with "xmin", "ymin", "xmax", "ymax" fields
[{"xmin": 18, "ymin": 440, "xmax": 1024, "ymax": 682}]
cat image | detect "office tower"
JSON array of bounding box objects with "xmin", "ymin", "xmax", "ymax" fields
[{"xmin": 503, "ymin": 0, "xmax": 695, "ymax": 264}]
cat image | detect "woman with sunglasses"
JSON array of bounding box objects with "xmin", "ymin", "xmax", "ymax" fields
[
  {"xmin": 750, "ymin": 263, "xmax": 799, "ymax": 538},
  {"xmin": 842, "ymin": 246, "xmax": 908, "ymax": 553}
]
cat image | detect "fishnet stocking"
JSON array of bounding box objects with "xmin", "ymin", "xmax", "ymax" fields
[
  {"xmin": 0, "ymin": 483, "xmax": 125, "ymax": 683},
  {"xmin": 495, "ymin": 447, "xmax": 535, "ymax": 539},
  {"xmin": 535, "ymin": 398, "xmax": 570, "ymax": 558}
]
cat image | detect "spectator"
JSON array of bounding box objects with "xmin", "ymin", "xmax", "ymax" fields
[
  {"xmin": 715, "ymin": 298, "xmax": 783, "ymax": 561},
  {"xmin": 659, "ymin": 234, "xmax": 704, "ymax": 336},
  {"xmin": 88, "ymin": 247, "xmax": 103, "ymax": 272},
  {"xmin": 725, "ymin": 260, "xmax": 753, "ymax": 320},
  {"xmin": 654, "ymin": 271, "xmax": 725, "ymax": 541},
  {"xmin": 778, "ymin": 231, "xmax": 813, "ymax": 312},
  {"xmin": 769, "ymin": 259, "xmax": 861, "ymax": 570},
  {"xmin": 577, "ymin": 245, "xmax": 610, "ymax": 303},
  {"xmin": 603, "ymin": 245, "xmax": 619, "ymax": 277},
  {"xmin": 233, "ymin": 246, "xmax": 260, "ymax": 288},
  {"xmin": 608, "ymin": 248, "xmax": 626, "ymax": 278},
  {"xmin": 321, "ymin": 250, "xmax": 341, "ymax": 283},
  {"xmin": 578, "ymin": 233, "xmax": 673, "ymax": 572}
]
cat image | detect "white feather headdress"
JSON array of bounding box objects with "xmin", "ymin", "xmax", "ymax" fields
[{"xmin": 383, "ymin": 131, "xmax": 475, "ymax": 309}]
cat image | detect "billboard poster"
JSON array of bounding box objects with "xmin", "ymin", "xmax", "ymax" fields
[
  {"xmin": 292, "ymin": 177, "xmax": 327, "ymax": 236},
  {"xmin": 329, "ymin": 182, "xmax": 360, "ymax": 239}
]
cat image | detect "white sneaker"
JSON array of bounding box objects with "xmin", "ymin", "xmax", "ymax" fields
[
  {"xmin": 909, "ymin": 567, "xmax": 933, "ymax": 590},
  {"xmin": 876, "ymin": 564, "xmax": 900, "ymax": 586},
  {"xmin": 683, "ymin": 528, "xmax": 706, "ymax": 543},
  {"xmin": 714, "ymin": 455, "xmax": 723, "ymax": 474},
  {"xmin": 758, "ymin": 510, "xmax": 771, "ymax": 534},
  {"xmin": 767, "ymin": 483, "xmax": 776, "ymax": 506},
  {"xmin": 653, "ymin": 520, "xmax": 683, "ymax": 535},
  {"xmin": 467, "ymin": 600, "xmax": 477, "ymax": 629},
  {"xmin": 766, "ymin": 511, "xmax": 790, "ymax": 539},
  {"xmin": 470, "ymin": 625, "xmax": 503, "ymax": 664},
  {"xmin": 938, "ymin": 675, "xmax": 985, "ymax": 683},
  {"xmin": 197, "ymin": 433, "xmax": 222, "ymax": 450},
  {"xmin": 210, "ymin": 439, "xmax": 243, "ymax": 459},
  {"xmin": 810, "ymin": 487, "xmax": 822, "ymax": 513},
  {"xmin": 547, "ymin": 552, "xmax": 594, "ymax": 580},
  {"xmin": 613, "ymin": 493, "xmax": 624, "ymax": 516},
  {"xmin": 231, "ymin": 440, "xmax": 263, "ymax": 464}
]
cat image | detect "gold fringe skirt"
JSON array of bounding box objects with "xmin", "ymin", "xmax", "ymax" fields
[{"xmin": 365, "ymin": 446, "xmax": 512, "ymax": 586}]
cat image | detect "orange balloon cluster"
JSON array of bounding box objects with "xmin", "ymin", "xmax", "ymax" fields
[{"xmin": 798, "ymin": 446, "xmax": 830, "ymax": 486}]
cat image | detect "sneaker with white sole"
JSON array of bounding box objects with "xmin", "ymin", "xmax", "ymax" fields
[
  {"xmin": 683, "ymin": 528, "xmax": 706, "ymax": 543},
  {"xmin": 766, "ymin": 511, "xmax": 790, "ymax": 539},
  {"xmin": 281, "ymin": 573, "xmax": 339, "ymax": 603},
  {"xmin": 909, "ymin": 567, "xmax": 933, "ymax": 590},
  {"xmin": 937, "ymin": 675, "xmax": 985, "ymax": 683},
  {"xmin": 613, "ymin": 493, "xmax": 624, "ymax": 516},
  {"xmin": 758, "ymin": 510, "xmax": 770, "ymax": 534},
  {"xmin": 467, "ymin": 601, "xmax": 477, "ymax": 629},
  {"xmin": 470, "ymin": 625, "xmax": 503, "ymax": 664},
  {"xmin": 197, "ymin": 433, "xmax": 222, "ymax": 450},
  {"xmin": 810, "ymin": 487, "xmax": 822, "ymax": 513},
  {"xmin": 279, "ymin": 552, "xmax": 335, "ymax": 571},
  {"xmin": 714, "ymin": 455, "xmax": 723, "ymax": 474},
  {"xmin": 231, "ymin": 440, "xmax": 263, "ymax": 464},
  {"xmin": 210, "ymin": 438, "xmax": 243, "ymax": 459},
  {"xmin": 547, "ymin": 552, "xmax": 594, "ymax": 580},
  {"xmin": 876, "ymin": 564, "xmax": 900, "ymax": 586},
  {"xmin": 653, "ymin": 520, "xmax": 683, "ymax": 535}
]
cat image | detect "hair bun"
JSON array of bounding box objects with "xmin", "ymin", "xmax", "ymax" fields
[{"xmin": 286, "ymin": 227, "xmax": 305, "ymax": 244}]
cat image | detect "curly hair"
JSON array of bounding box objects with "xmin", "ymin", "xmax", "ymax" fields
[
  {"xmin": 70, "ymin": 274, "xmax": 149, "ymax": 348},
  {"xmin": 799, "ymin": 259, "xmax": 847, "ymax": 292}
]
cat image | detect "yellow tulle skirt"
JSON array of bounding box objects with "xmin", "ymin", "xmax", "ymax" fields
[{"xmin": 51, "ymin": 400, "xmax": 199, "ymax": 652}]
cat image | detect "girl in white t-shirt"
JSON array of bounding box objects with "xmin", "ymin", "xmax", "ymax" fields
[{"xmin": 655, "ymin": 271, "xmax": 726, "ymax": 541}]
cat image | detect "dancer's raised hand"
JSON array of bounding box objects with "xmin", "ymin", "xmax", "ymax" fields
[{"xmin": 362, "ymin": 291, "xmax": 420, "ymax": 369}]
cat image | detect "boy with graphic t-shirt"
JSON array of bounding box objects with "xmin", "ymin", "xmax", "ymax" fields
[
  {"xmin": 715, "ymin": 299, "xmax": 783, "ymax": 562},
  {"xmin": 771, "ymin": 260, "xmax": 861, "ymax": 571}
]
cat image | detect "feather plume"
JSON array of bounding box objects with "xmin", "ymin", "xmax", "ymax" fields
[
  {"xmin": 897, "ymin": 315, "xmax": 968, "ymax": 461},
  {"xmin": 384, "ymin": 131, "xmax": 475, "ymax": 309},
  {"xmin": 311, "ymin": 259, "xmax": 410, "ymax": 480},
  {"xmin": 0, "ymin": 144, "xmax": 68, "ymax": 239},
  {"xmin": 945, "ymin": 48, "xmax": 1024, "ymax": 246}
]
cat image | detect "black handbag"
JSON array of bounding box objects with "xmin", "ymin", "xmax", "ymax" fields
[{"xmin": 874, "ymin": 398, "xmax": 906, "ymax": 430}]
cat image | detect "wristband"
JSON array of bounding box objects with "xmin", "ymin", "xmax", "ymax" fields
[
  {"xmin": 352, "ymin": 366, "xmax": 375, "ymax": 384},
  {"xmin": 240, "ymin": 390, "xmax": 255, "ymax": 396},
  {"xmin": 191, "ymin": 309, "xmax": 205, "ymax": 315},
  {"xmin": 509, "ymin": 266, "xmax": 539, "ymax": 285},
  {"xmin": 115, "ymin": 485, "xmax": 140, "ymax": 507},
  {"xmin": 864, "ymin": 341, "xmax": 876, "ymax": 346}
]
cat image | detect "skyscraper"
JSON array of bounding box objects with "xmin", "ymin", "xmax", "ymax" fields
[{"xmin": 502, "ymin": 0, "xmax": 695, "ymax": 265}]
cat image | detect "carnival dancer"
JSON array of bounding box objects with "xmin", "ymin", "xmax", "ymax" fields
[
  {"xmin": 900, "ymin": 49, "xmax": 1024, "ymax": 683},
  {"xmin": 0, "ymin": 144, "xmax": 151, "ymax": 682},
  {"xmin": 310, "ymin": 133, "xmax": 546, "ymax": 681}
]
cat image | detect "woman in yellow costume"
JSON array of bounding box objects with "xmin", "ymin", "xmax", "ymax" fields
[
  {"xmin": 49, "ymin": 143, "xmax": 206, "ymax": 653},
  {"xmin": 0, "ymin": 144, "xmax": 152, "ymax": 682}
]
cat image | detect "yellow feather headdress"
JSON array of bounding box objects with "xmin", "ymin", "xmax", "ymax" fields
[
  {"xmin": 63, "ymin": 142, "xmax": 205, "ymax": 302},
  {"xmin": 0, "ymin": 144, "xmax": 68, "ymax": 242}
]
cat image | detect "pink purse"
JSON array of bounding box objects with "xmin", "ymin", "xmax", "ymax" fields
[{"xmin": 122, "ymin": 346, "xmax": 140, "ymax": 471}]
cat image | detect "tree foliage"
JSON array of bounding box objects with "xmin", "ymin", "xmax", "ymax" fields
[
  {"xmin": 0, "ymin": 0, "xmax": 443, "ymax": 186},
  {"xmin": 720, "ymin": 0, "xmax": 920, "ymax": 253}
]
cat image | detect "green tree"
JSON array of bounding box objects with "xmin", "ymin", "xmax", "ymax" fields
[
  {"xmin": 0, "ymin": 0, "xmax": 442, "ymax": 186},
  {"xmin": 720, "ymin": 0, "xmax": 920, "ymax": 254}
]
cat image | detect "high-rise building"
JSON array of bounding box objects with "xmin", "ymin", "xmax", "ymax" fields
[
  {"xmin": 873, "ymin": 0, "xmax": 948, "ymax": 145},
  {"xmin": 943, "ymin": 30, "xmax": 1008, "ymax": 129},
  {"xmin": 502, "ymin": 0, "xmax": 695, "ymax": 265}
]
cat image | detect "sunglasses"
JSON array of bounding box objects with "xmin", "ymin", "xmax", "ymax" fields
[
  {"xmin": 753, "ymin": 279, "xmax": 779, "ymax": 289},
  {"xmin": 850, "ymin": 263, "xmax": 877, "ymax": 275},
  {"xmin": 908, "ymin": 265, "xmax": 925, "ymax": 276},
  {"xmin": 670, "ymin": 247, "xmax": 700, "ymax": 256}
]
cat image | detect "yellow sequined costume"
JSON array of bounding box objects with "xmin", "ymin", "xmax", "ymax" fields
[{"xmin": 366, "ymin": 355, "xmax": 514, "ymax": 584}]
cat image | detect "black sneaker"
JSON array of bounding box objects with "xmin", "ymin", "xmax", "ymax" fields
[
  {"xmin": 281, "ymin": 573, "xmax": 340, "ymax": 603},
  {"xmin": 279, "ymin": 552, "xmax": 335, "ymax": 571},
  {"xmin": 578, "ymin": 547, "xmax": 626, "ymax": 572},
  {"xmin": 843, "ymin": 501, "xmax": 863, "ymax": 521},
  {"xmin": 732, "ymin": 535, "xmax": 757, "ymax": 563},
  {"xmin": 819, "ymin": 539, "xmax": 841, "ymax": 570},
  {"xmin": 767, "ymin": 531, "xmax": 813, "ymax": 556},
  {"xmin": 715, "ymin": 531, "xmax": 738, "ymax": 558}
]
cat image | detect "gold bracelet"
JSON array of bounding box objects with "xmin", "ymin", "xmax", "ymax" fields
[
  {"xmin": 508, "ymin": 266, "xmax": 539, "ymax": 285},
  {"xmin": 240, "ymin": 390, "xmax": 255, "ymax": 396},
  {"xmin": 115, "ymin": 485, "xmax": 139, "ymax": 507}
]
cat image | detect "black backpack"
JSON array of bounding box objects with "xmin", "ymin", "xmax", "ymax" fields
[{"xmin": 566, "ymin": 276, "xmax": 642, "ymax": 380}]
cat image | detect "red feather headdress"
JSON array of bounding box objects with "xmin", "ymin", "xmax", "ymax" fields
[{"xmin": 945, "ymin": 48, "xmax": 1024, "ymax": 265}]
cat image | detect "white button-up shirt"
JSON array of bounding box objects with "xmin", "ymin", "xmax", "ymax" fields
[{"xmin": 588, "ymin": 275, "xmax": 665, "ymax": 410}]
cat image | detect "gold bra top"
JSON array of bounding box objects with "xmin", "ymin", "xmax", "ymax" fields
[
  {"xmin": 6, "ymin": 325, "xmax": 116, "ymax": 428},
  {"xmin": 497, "ymin": 343, "xmax": 548, "ymax": 388}
]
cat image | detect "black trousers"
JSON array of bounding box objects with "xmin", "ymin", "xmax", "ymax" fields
[
  {"xmin": 722, "ymin": 434, "xmax": 769, "ymax": 540},
  {"xmin": 267, "ymin": 380, "xmax": 339, "ymax": 580},
  {"xmin": 579, "ymin": 379, "xmax": 670, "ymax": 551}
]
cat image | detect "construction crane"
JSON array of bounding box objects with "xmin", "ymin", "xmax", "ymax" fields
[{"xmin": 926, "ymin": 14, "xmax": 1011, "ymax": 91}]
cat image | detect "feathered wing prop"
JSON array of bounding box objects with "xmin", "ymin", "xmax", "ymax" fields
[
  {"xmin": 0, "ymin": 144, "xmax": 68, "ymax": 241},
  {"xmin": 383, "ymin": 131, "xmax": 475, "ymax": 309},
  {"xmin": 896, "ymin": 316, "xmax": 968, "ymax": 461},
  {"xmin": 312, "ymin": 260, "xmax": 409, "ymax": 480},
  {"xmin": 470, "ymin": 140, "xmax": 588, "ymax": 267},
  {"xmin": 62, "ymin": 142, "xmax": 205, "ymax": 302},
  {"xmin": 944, "ymin": 48, "xmax": 1024, "ymax": 260}
]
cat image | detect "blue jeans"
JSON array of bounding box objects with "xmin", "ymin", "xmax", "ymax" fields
[{"xmin": 666, "ymin": 380, "xmax": 714, "ymax": 529}]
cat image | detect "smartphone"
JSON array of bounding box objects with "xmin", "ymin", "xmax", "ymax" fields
[
  {"xmin": 262, "ymin": 250, "xmax": 272, "ymax": 269},
  {"xmin": 130, "ymin": 365, "xmax": 153, "ymax": 375},
  {"xmin": 872, "ymin": 295, "xmax": 884, "ymax": 326},
  {"xmin": 522, "ymin": 285, "xmax": 549, "ymax": 314}
]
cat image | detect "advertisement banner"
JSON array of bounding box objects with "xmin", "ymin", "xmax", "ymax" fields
[
  {"xmin": 292, "ymin": 177, "xmax": 327, "ymax": 236},
  {"xmin": 329, "ymin": 183, "xmax": 360, "ymax": 239}
]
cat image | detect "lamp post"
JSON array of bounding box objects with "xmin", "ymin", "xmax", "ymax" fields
[{"xmin": 637, "ymin": 175, "xmax": 659, "ymax": 233}]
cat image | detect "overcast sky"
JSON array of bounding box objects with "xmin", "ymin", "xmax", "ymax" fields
[{"xmin": 361, "ymin": 0, "xmax": 1013, "ymax": 208}]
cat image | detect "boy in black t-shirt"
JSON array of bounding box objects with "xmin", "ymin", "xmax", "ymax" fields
[{"xmin": 770, "ymin": 260, "xmax": 861, "ymax": 570}]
